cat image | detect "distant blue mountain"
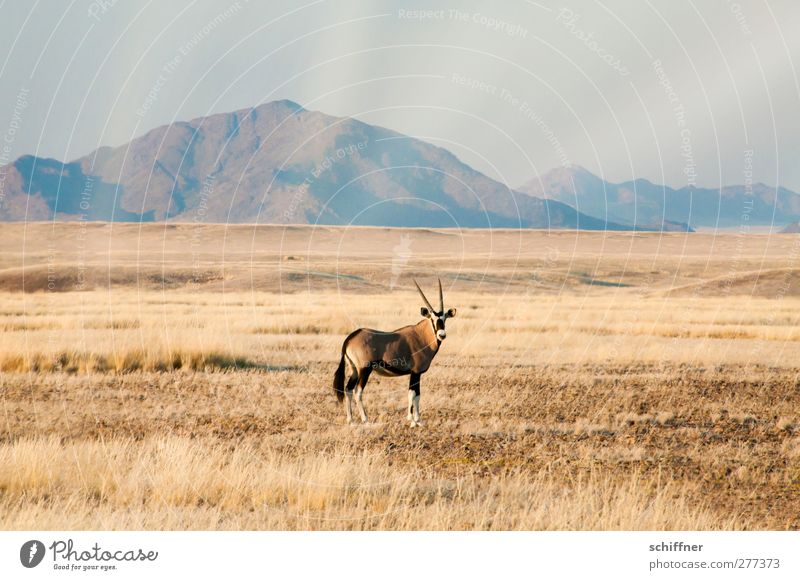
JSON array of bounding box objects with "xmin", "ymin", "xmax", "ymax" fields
[{"xmin": 518, "ymin": 165, "xmax": 799, "ymax": 229}]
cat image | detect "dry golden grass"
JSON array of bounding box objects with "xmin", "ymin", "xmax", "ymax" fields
[
  {"xmin": 0, "ymin": 436, "xmax": 731, "ymax": 530},
  {"xmin": 1, "ymin": 224, "xmax": 799, "ymax": 530},
  {"xmin": 1, "ymin": 290, "xmax": 799, "ymax": 371}
]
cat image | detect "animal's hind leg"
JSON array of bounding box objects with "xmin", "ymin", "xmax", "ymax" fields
[
  {"xmin": 344, "ymin": 362, "xmax": 358, "ymax": 425},
  {"xmin": 355, "ymin": 367, "xmax": 371, "ymax": 424},
  {"xmin": 344, "ymin": 389, "xmax": 354, "ymax": 425}
]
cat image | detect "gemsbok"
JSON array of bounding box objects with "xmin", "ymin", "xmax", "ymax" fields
[{"xmin": 332, "ymin": 279, "xmax": 456, "ymax": 426}]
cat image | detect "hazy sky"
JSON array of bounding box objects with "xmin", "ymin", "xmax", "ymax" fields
[{"xmin": 1, "ymin": 0, "xmax": 799, "ymax": 190}]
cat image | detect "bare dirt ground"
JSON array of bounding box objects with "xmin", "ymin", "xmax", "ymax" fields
[{"xmin": 0, "ymin": 223, "xmax": 799, "ymax": 530}]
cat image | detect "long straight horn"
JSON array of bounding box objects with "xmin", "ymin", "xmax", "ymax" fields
[
  {"xmin": 414, "ymin": 279, "xmax": 435, "ymax": 312},
  {"xmin": 438, "ymin": 278, "xmax": 444, "ymax": 313}
]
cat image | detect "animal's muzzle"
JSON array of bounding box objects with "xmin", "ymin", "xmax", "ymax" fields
[{"xmin": 437, "ymin": 330, "xmax": 447, "ymax": 340}]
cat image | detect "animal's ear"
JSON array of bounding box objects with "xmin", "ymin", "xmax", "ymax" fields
[
  {"xmin": 446, "ymin": 308, "xmax": 457, "ymax": 318},
  {"xmin": 421, "ymin": 307, "xmax": 430, "ymax": 316}
]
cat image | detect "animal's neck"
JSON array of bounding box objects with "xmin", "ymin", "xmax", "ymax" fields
[{"xmin": 416, "ymin": 318, "xmax": 440, "ymax": 350}]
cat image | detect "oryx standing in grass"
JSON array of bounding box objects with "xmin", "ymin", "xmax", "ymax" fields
[{"xmin": 332, "ymin": 279, "xmax": 456, "ymax": 426}]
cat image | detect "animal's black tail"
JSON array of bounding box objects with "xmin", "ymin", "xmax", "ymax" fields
[{"xmin": 333, "ymin": 353, "xmax": 346, "ymax": 402}]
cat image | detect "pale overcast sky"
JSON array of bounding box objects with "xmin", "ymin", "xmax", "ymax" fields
[{"xmin": 1, "ymin": 0, "xmax": 799, "ymax": 190}]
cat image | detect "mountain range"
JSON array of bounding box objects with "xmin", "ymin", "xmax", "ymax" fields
[
  {"xmin": 0, "ymin": 100, "xmax": 615, "ymax": 230},
  {"xmin": 518, "ymin": 165, "xmax": 800, "ymax": 230},
  {"xmin": 0, "ymin": 99, "xmax": 796, "ymax": 231}
]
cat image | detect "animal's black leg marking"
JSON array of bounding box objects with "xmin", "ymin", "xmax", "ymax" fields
[{"xmin": 409, "ymin": 372, "xmax": 421, "ymax": 396}]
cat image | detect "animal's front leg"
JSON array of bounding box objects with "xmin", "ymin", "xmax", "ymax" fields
[{"xmin": 408, "ymin": 372, "xmax": 421, "ymax": 427}]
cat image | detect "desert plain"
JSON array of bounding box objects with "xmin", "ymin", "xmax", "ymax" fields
[{"xmin": 0, "ymin": 222, "xmax": 799, "ymax": 529}]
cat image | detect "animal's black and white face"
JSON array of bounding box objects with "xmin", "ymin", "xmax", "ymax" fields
[
  {"xmin": 414, "ymin": 278, "xmax": 456, "ymax": 341},
  {"xmin": 420, "ymin": 306, "xmax": 457, "ymax": 341}
]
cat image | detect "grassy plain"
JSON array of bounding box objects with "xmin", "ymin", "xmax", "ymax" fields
[{"xmin": 0, "ymin": 223, "xmax": 798, "ymax": 529}]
